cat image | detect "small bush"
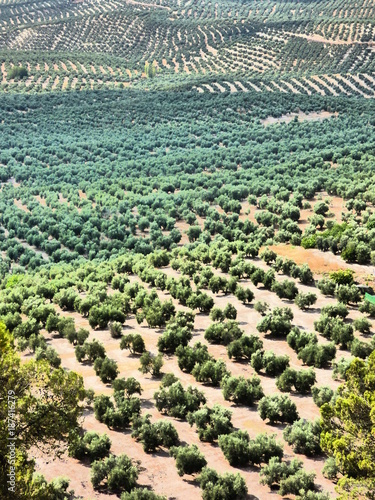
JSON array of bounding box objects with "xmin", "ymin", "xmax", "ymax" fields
[
  {"xmin": 221, "ymin": 375, "xmax": 264, "ymax": 406},
  {"xmin": 187, "ymin": 405, "xmax": 233, "ymax": 442},
  {"xmin": 8, "ymin": 66, "xmax": 28, "ymax": 80},
  {"xmin": 258, "ymin": 395, "xmax": 299, "ymax": 424},
  {"xmin": 283, "ymin": 419, "xmax": 321, "ymax": 456},
  {"xmin": 69, "ymin": 431, "xmax": 111, "ymax": 461},
  {"xmin": 169, "ymin": 445, "xmax": 207, "ymax": 476},
  {"xmin": 197, "ymin": 467, "xmax": 248, "ymax": 500},
  {"xmin": 91, "ymin": 454, "xmax": 138, "ymax": 492}
]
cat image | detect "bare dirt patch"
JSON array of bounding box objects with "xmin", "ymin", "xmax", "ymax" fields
[
  {"xmin": 261, "ymin": 110, "xmax": 338, "ymax": 126},
  {"xmin": 267, "ymin": 244, "xmax": 375, "ymax": 284},
  {"xmin": 14, "ymin": 198, "xmax": 30, "ymax": 212}
]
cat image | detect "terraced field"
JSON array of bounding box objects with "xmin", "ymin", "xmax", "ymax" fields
[
  {"xmin": 1, "ymin": 0, "xmax": 375, "ymax": 94},
  {"xmin": 2, "ymin": 2, "xmax": 375, "ymax": 500}
]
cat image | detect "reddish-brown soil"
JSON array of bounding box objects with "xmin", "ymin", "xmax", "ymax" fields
[
  {"xmin": 298, "ymin": 194, "xmax": 346, "ymax": 231},
  {"xmin": 25, "ymin": 191, "xmax": 373, "ymax": 499},
  {"xmin": 29, "ymin": 246, "xmax": 375, "ymax": 499}
]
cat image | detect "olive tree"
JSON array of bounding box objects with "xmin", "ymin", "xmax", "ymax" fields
[
  {"xmin": 169, "ymin": 445, "xmax": 207, "ymax": 476},
  {"xmin": 258, "ymin": 395, "xmax": 299, "ymax": 424}
]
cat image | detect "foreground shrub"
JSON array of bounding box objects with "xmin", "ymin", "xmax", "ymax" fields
[
  {"xmin": 94, "ymin": 356, "xmax": 119, "ymax": 383},
  {"xmin": 139, "ymin": 352, "xmax": 163, "ymax": 377},
  {"xmin": 283, "ymin": 419, "xmax": 322, "ymax": 456},
  {"xmin": 121, "ymin": 488, "xmax": 166, "ymax": 500},
  {"xmin": 154, "ymin": 381, "xmax": 206, "ymax": 419},
  {"xmin": 218, "ymin": 430, "xmax": 283, "ymax": 467},
  {"xmin": 69, "ymin": 431, "xmax": 111, "ymax": 461},
  {"xmin": 312, "ymin": 386, "xmax": 334, "ymax": 407},
  {"xmin": 91, "ymin": 454, "xmax": 138, "ymax": 492},
  {"xmin": 260, "ymin": 457, "xmax": 316, "ymax": 496},
  {"xmin": 131, "ymin": 414, "xmax": 179, "ymax": 452},
  {"xmin": 197, "ymin": 467, "xmax": 248, "ymax": 500},
  {"xmin": 187, "ymin": 405, "xmax": 233, "ymax": 442},
  {"xmin": 258, "ymin": 395, "xmax": 299, "ymax": 424},
  {"xmin": 251, "ymin": 350, "xmax": 290, "ymax": 376},
  {"xmin": 169, "ymin": 445, "xmax": 207, "ymax": 476},
  {"xmin": 113, "ymin": 377, "xmax": 142, "ymax": 398},
  {"xmin": 192, "ymin": 359, "xmax": 230, "ymax": 386},
  {"xmin": 221, "ymin": 375, "xmax": 264, "ymax": 406},
  {"xmin": 227, "ymin": 334, "xmax": 263, "ymax": 361},
  {"xmin": 257, "ymin": 307, "xmax": 293, "ymax": 337},
  {"xmin": 94, "ymin": 394, "xmax": 141, "ymax": 429},
  {"xmin": 276, "ymin": 368, "xmax": 316, "ymax": 394}
]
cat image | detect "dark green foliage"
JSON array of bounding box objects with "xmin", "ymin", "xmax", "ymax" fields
[
  {"xmin": 359, "ymin": 300, "xmax": 375, "ymax": 318},
  {"xmin": 218, "ymin": 430, "xmax": 283, "ymax": 467},
  {"xmin": 75, "ymin": 339, "xmax": 106, "ymax": 363},
  {"xmin": 192, "ymin": 359, "xmax": 230, "ymax": 386},
  {"xmin": 54, "ymin": 288, "xmax": 80, "ymax": 311},
  {"xmin": 221, "ymin": 375, "xmax": 264, "ymax": 406},
  {"xmin": 218, "ymin": 431, "xmax": 251, "ymax": 467},
  {"xmin": 353, "ymin": 316, "xmax": 372, "ymax": 334},
  {"xmin": 112, "ymin": 377, "xmax": 143, "ymax": 398},
  {"xmin": 120, "ymin": 333, "xmax": 146, "ymax": 355},
  {"xmin": 312, "ymin": 386, "xmax": 335, "ymax": 407},
  {"xmin": 131, "ymin": 414, "xmax": 179, "ymax": 452},
  {"xmin": 272, "ymin": 279, "xmax": 299, "ymax": 300},
  {"xmin": 260, "ymin": 248, "xmax": 277, "ymax": 265},
  {"xmin": 154, "ymin": 381, "xmax": 206, "ymax": 419},
  {"xmin": 258, "ymin": 394, "xmax": 299, "ymax": 424},
  {"xmin": 8, "ymin": 66, "xmax": 28, "ymax": 80},
  {"xmin": 160, "ymin": 373, "xmax": 179, "ymax": 387},
  {"xmin": 332, "ymin": 356, "xmax": 354, "ymax": 380},
  {"xmin": 297, "ymin": 341, "xmax": 336, "ymax": 368},
  {"xmin": 94, "ymin": 356, "xmax": 119, "ymax": 383},
  {"xmin": 227, "ymin": 334, "xmax": 263, "ymax": 361},
  {"xmin": 35, "ymin": 345, "xmax": 61, "ymax": 368},
  {"xmin": 350, "ymin": 338, "xmax": 373, "ymax": 359},
  {"xmin": 287, "ymin": 327, "xmax": 317, "ymax": 352},
  {"xmin": 234, "ymin": 286, "xmax": 254, "ymax": 304},
  {"xmin": 295, "ymin": 292, "xmax": 317, "ymax": 310},
  {"xmin": 314, "ymin": 315, "xmax": 354, "ymax": 349},
  {"xmin": 251, "ymin": 349, "xmax": 290, "ymax": 376},
  {"xmin": 187, "ymin": 405, "xmax": 233, "ymax": 442},
  {"xmin": 254, "ymin": 301, "xmax": 269, "ymax": 316},
  {"xmin": 69, "ymin": 431, "xmax": 111, "ymax": 461},
  {"xmin": 169, "ymin": 445, "xmax": 207, "ymax": 476},
  {"xmin": 322, "ymin": 457, "xmax": 339, "ymax": 481},
  {"xmin": 139, "ymin": 351, "xmax": 163, "ymax": 377},
  {"xmin": 204, "ymin": 320, "xmax": 243, "ymax": 345},
  {"xmin": 91, "ymin": 454, "xmax": 138, "ymax": 492},
  {"xmin": 283, "ymin": 419, "xmax": 322, "ymax": 456},
  {"xmin": 321, "ymin": 302, "xmax": 348, "ymax": 319},
  {"xmin": 121, "ymin": 489, "xmax": 166, "ymax": 500},
  {"xmin": 197, "ymin": 467, "xmax": 248, "ymax": 500},
  {"xmin": 157, "ymin": 313, "xmax": 194, "ymax": 353},
  {"xmin": 176, "ymin": 342, "xmax": 211, "ymax": 373},
  {"xmin": 66, "ymin": 327, "xmax": 89, "ymax": 346},
  {"xmin": 93, "ymin": 394, "xmax": 141, "ymax": 429},
  {"xmin": 276, "ymin": 367, "xmax": 316, "ymax": 394},
  {"xmin": 317, "ymin": 278, "xmax": 336, "ymax": 296},
  {"xmin": 260, "ymin": 457, "xmax": 316, "ymax": 496},
  {"xmin": 335, "ymin": 285, "xmax": 361, "ymax": 305},
  {"xmin": 89, "ymin": 304, "xmax": 126, "ymax": 330},
  {"xmin": 257, "ymin": 307, "xmax": 293, "ymax": 337},
  {"xmin": 298, "ymin": 265, "xmax": 315, "ymax": 285}
]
